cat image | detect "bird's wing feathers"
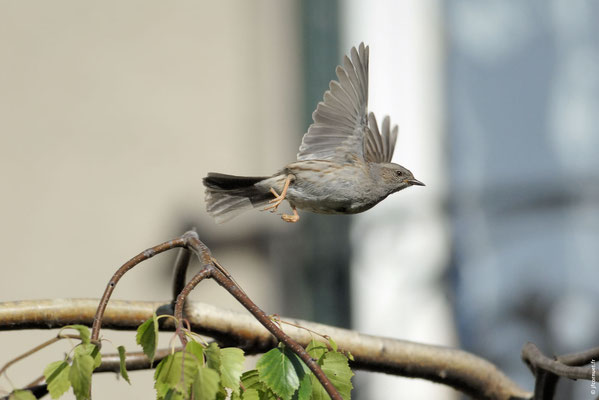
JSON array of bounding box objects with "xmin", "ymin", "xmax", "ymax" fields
[
  {"xmin": 297, "ymin": 43, "xmax": 369, "ymax": 162},
  {"xmin": 297, "ymin": 43, "xmax": 398, "ymax": 164},
  {"xmin": 365, "ymin": 113, "xmax": 398, "ymax": 163}
]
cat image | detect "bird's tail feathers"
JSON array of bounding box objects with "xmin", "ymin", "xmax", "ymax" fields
[{"xmin": 203, "ymin": 173, "xmax": 272, "ymax": 223}]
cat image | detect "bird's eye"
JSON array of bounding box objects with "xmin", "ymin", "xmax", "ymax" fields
[{"xmin": 396, "ymin": 170, "xmax": 403, "ymax": 176}]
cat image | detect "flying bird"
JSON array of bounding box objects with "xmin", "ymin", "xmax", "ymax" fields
[{"xmin": 203, "ymin": 43, "xmax": 424, "ymax": 223}]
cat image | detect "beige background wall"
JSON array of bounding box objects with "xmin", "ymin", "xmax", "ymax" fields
[{"xmin": 0, "ymin": 2, "xmax": 301, "ymax": 398}]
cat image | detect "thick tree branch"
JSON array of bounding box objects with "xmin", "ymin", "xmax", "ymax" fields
[{"xmin": 0, "ymin": 299, "xmax": 531, "ymax": 400}]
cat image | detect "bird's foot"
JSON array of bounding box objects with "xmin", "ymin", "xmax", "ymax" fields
[
  {"xmin": 263, "ymin": 174, "xmax": 292, "ymax": 213},
  {"xmin": 263, "ymin": 188, "xmax": 285, "ymax": 213},
  {"xmin": 281, "ymin": 208, "xmax": 299, "ymax": 223}
]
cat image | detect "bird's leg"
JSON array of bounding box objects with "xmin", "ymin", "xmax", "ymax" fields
[
  {"xmin": 263, "ymin": 174, "xmax": 293, "ymax": 213},
  {"xmin": 281, "ymin": 206, "xmax": 299, "ymax": 223}
]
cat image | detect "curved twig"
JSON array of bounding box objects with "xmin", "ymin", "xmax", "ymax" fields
[
  {"xmin": 522, "ymin": 342, "xmax": 593, "ymax": 380},
  {"xmin": 521, "ymin": 342, "xmax": 595, "ymax": 399},
  {"xmin": 90, "ymin": 233, "xmax": 196, "ymax": 342},
  {"xmin": 173, "ymin": 268, "xmax": 212, "ymax": 345}
]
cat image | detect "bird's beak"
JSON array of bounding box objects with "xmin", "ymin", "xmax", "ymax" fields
[{"xmin": 406, "ymin": 178, "xmax": 425, "ymax": 186}]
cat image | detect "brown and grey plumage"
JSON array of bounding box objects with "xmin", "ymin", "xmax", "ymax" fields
[{"xmin": 203, "ymin": 43, "xmax": 423, "ymax": 223}]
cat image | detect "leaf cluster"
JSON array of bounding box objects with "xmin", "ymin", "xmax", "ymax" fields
[{"xmin": 10, "ymin": 319, "xmax": 353, "ymax": 400}]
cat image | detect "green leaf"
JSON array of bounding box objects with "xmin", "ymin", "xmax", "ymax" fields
[
  {"xmin": 239, "ymin": 370, "xmax": 277, "ymax": 399},
  {"xmin": 117, "ymin": 345, "xmax": 131, "ymax": 384},
  {"xmin": 306, "ymin": 340, "xmax": 328, "ymax": 363},
  {"xmin": 327, "ymin": 337, "xmax": 338, "ymax": 352},
  {"xmin": 311, "ymin": 351, "xmax": 354, "ymax": 400},
  {"xmin": 163, "ymin": 388, "xmax": 184, "ymax": 400},
  {"xmin": 309, "ymin": 374, "xmax": 328, "ymax": 400},
  {"xmin": 241, "ymin": 387, "xmax": 276, "ymax": 400},
  {"xmin": 74, "ymin": 343, "xmax": 101, "ymax": 369},
  {"xmin": 61, "ymin": 325, "xmax": 90, "ymax": 344},
  {"xmin": 215, "ymin": 389, "xmax": 228, "ymax": 400},
  {"xmin": 220, "ymin": 347, "xmax": 245, "ymax": 393},
  {"xmin": 240, "ymin": 388, "xmax": 259, "ymax": 400},
  {"xmin": 9, "ymin": 390, "xmax": 36, "ymax": 400},
  {"xmin": 44, "ymin": 360, "xmax": 71, "ymax": 399},
  {"xmin": 256, "ymin": 345, "xmax": 308, "ymax": 400},
  {"xmin": 69, "ymin": 353, "xmax": 94, "ymax": 400},
  {"xmin": 185, "ymin": 340, "xmax": 205, "ymax": 365},
  {"xmin": 154, "ymin": 351, "xmax": 198, "ymax": 398},
  {"xmin": 240, "ymin": 369, "xmax": 261, "ymax": 389},
  {"xmin": 294, "ymin": 372, "xmax": 312, "ymax": 400},
  {"xmin": 192, "ymin": 366, "xmax": 220, "ymax": 400},
  {"xmin": 204, "ymin": 342, "xmax": 221, "ymax": 371},
  {"xmin": 136, "ymin": 315, "xmax": 158, "ymax": 363}
]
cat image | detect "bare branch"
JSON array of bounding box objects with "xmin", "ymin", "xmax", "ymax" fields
[
  {"xmin": 521, "ymin": 342, "xmax": 596, "ymax": 399},
  {"xmin": 522, "ymin": 342, "xmax": 593, "ymax": 380}
]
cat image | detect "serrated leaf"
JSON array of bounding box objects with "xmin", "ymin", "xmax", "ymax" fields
[
  {"xmin": 220, "ymin": 347, "xmax": 245, "ymax": 392},
  {"xmin": 44, "ymin": 360, "xmax": 71, "ymax": 399},
  {"xmin": 154, "ymin": 351, "xmax": 198, "ymax": 398},
  {"xmin": 306, "ymin": 340, "xmax": 328, "ymax": 363},
  {"xmin": 192, "ymin": 366, "xmax": 220, "ymax": 400},
  {"xmin": 239, "ymin": 370, "xmax": 277, "ymax": 399},
  {"xmin": 256, "ymin": 346, "xmax": 307, "ymax": 400},
  {"xmin": 311, "ymin": 351, "xmax": 354, "ymax": 400},
  {"xmin": 69, "ymin": 353, "xmax": 94, "ymax": 400},
  {"xmin": 327, "ymin": 337, "xmax": 338, "ymax": 352},
  {"xmin": 117, "ymin": 345, "xmax": 131, "ymax": 384},
  {"xmin": 9, "ymin": 390, "xmax": 36, "ymax": 400},
  {"xmin": 204, "ymin": 342, "xmax": 221, "ymax": 371},
  {"xmin": 240, "ymin": 369, "xmax": 260, "ymax": 389},
  {"xmin": 136, "ymin": 315, "xmax": 158, "ymax": 363},
  {"xmin": 74, "ymin": 344, "xmax": 101, "ymax": 369},
  {"xmin": 62, "ymin": 325, "xmax": 90, "ymax": 344},
  {"xmin": 185, "ymin": 340, "xmax": 205, "ymax": 365}
]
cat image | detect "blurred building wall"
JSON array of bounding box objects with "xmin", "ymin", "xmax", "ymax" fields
[{"xmin": 0, "ymin": 1, "xmax": 301, "ymax": 398}]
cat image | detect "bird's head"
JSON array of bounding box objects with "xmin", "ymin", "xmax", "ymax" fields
[{"xmin": 377, "ymin": 163, "xmax": 425, "ymax": 194}]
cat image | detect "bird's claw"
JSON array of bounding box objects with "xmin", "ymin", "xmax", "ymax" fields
[
  {"xmin": 281, "ymin": 208, "xmax": 299, "ymax": 223},
  {"xmin": 263, "ymin": 175, "xmax": 294, "ymax": 217},
  {"xmin": 263, "ymin": 190, "xmax": 284, "ymax": 213}
]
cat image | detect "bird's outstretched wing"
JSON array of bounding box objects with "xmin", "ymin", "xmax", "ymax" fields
[
  {"xmin": 364, "ymin": 113, "xmax": 398, "ymax": 163},
  {"xmin": 297, "ymin": 43, "xmax": 398, "ymax": 164}
]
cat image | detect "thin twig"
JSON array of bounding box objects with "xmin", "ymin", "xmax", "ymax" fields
[
  {"xmin": 173, "ymin": 268, "xmax": 212, "ymax": 346},
  {"xmin": 557, "ymin": 346, "xmax": 599, "ymax": 367},
  {"xmin": 90, "ymin": 232, "xmax": 196, "ymax": 342},
  {"xmin": 0, "ymin": 334, "xmax": 80, "ymax": 379},
  {"xmin": 210, "ymin": 265, "xmax": 342, "ymax": 399},
  {"xmin": 522, "ymin": 342, "xmax": 596, "ymax": 400},
  {"xmin": 522, "ymin": 342, "xmax": 593, "ymax": 380}
]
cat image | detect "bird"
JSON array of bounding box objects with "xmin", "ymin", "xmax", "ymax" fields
[{"xmin": 203, "ymin": 43, "xmax": 424, "ymax": 224}]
